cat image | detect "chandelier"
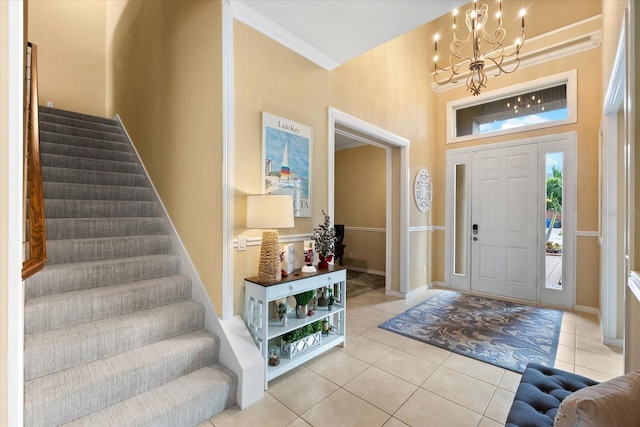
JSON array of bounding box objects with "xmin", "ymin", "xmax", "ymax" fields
[{"xmin": 433, "ymin": 0, "xmax": 526, "ymax": 96}]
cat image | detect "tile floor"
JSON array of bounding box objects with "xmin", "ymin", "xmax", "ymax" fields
[{"xmin": 204, "ymin": 286, "xmax": 624, "ymax": 427}]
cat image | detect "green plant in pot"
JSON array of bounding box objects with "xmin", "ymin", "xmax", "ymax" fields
[
  {"xmin": 327, "ymin": 288, "xmax": 335, "ymax": 311},
  {"xmin": 281, "ymin": 320, "xmax": 323, "ymax": 343},
  {"xmin": 293, "ymin": 290, "xmax": 315, "ymax": 318},
  {"xmin": 312, "ymin": 210, "xmax": 335, "ymax": 269}
]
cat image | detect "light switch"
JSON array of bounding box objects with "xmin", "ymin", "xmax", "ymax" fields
[{"xmin": 238, "ymin": 236, "xmax": 247, "ymax": 251}]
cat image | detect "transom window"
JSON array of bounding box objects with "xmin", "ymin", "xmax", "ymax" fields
[{"xmin": 447, "ymin": 70, "xmax": 577, "ymax": 143}]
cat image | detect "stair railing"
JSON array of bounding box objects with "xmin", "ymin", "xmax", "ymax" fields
[{"xmin": 22, "ymin": 42, "xmax": 46, "ymax": 279}]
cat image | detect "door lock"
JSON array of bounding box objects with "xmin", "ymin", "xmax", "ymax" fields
[{"xmin": 472, "ymin": 224, "xmax": 478, "ymax": 235}]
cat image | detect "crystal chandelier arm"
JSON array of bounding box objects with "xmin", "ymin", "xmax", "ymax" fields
[
  {"xmin": 484, "ymin": 29, "xmax": 527, "ymax": 76},
  {"xmin": 434, "ymin": 60, "xmax": 469, "ymax": 85},
  {"xmin": 449, "ymin": 36, "xmax": 474, "ymax": 63}
]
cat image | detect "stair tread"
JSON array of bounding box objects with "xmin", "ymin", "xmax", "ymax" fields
[
  {"xmin": 43, "ymin": 182, "xmax": 151, "ymax": 201},
  {"xmin": 62, "ymin": 363, "xmax": 236, "ymax": 427},
  {"xmin": 44, "ymin": 198, "xmax": 157, "ymax": 218},
  {"xmin": 43, "ymin": 179, "xmax": 148, "ymax": 190},
  {"xmin": 40, "ymin": 141, "xmax": 138, "ymax": 162},
  {"xmin": 41, "ymin": 153, "xmax": 141, "ymax": 172},
  {"xmin": 43, "ymin": 166, "xmax": 146, "ymax": 182},
  {"xmin": 40, "ymin": 130, "xmax": 131, "ymax": 151},
  {"xmin": 39, "ymin": 112, "xmax": 122, "ymax": 133},
  {"xmin": 44, "ymin": 217, "xmax": 165, "ymax": 239},
  {"xmin": 24, "ymin": 300, "xmax": 206, "ymax": 380},
  {"xmin": 25, "ymin": 275, "xmax": 192, "ymax": 334},
  {"xmin": 25, "ymin": 253, "xmax": 182, "ymax": 298},
  {"xmin": 45, "ymin": 234, "xmax": 172, "ymax": 264},
  {"xmin": 39, "ymin": 106, "xmax": 117, "ymax": 126},
  {"xmin": 40, "ymin": 122, "xmax": 126, "ymax": 143},
  {"xmin": 25, "ymin": 328, "xmax": 217, "ymax": 427}
]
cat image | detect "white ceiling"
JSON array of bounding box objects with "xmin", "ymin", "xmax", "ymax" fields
[{"xmin": 232, "ymin": 0, "xmax": 465, "ymax": 70}]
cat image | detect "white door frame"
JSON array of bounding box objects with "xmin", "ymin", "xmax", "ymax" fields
[
  {"xmin": 601, "ymin": 9, "xmax": 629, "ymax": 347},
  {"xmin": 328, "ymin": 107, "xmax": 410, "ymax": 295},
  {"xmin": 445, "ymin": 132, "xmax": 577, "ymax": 309},
  {"xmin": 2, "ymin": 0, "xmax": 25, "ymax": 424}
]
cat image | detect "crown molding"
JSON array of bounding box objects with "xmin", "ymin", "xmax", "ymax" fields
[{"xmin": 229, "ymin": 0, "xmax": 341, "ymax": 71}]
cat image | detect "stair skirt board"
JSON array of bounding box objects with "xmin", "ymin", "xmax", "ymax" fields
[{"xmin": 24, "ymin": 107, "xmax": 237, "ymax": 426}]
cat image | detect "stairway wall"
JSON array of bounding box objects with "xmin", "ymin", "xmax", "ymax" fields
[
  {"xmin": 28, "ymin": 1, "xmax": 106, "ymax": 116},
  {"xmin": 108, "ymin": 0, "xmax": 225, "ymax": 313},
  {"xmin": 115, "ymin": 115, "xmax": 263, "ymax": 410}
]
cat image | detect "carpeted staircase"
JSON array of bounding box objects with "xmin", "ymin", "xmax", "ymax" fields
[{"xmin": 24, "ymin": 106, "xmax": 237, "ymax": 426}]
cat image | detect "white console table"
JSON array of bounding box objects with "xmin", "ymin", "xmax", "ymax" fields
[{"xmin": 244, "ymin": 266, "xmax": 347, "ymax": 389}]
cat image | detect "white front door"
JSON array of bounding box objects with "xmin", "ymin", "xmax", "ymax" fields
[{"xmin": 471, "ymin": 144, "xmax": 538, "ymax": 301}]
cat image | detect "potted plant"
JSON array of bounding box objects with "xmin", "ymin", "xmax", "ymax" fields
[
  {"xmin": 293, "ymin": 290, "xmax": 315, "ymax": 318},
  {"xmin": 280, "ymin": 320, "xmax": 323, "ymax": 358},
  {"xmin": 312, "ymin": 210, "xmax": 336, "ymax": 269},
  {"xmin": 327, "ymin": 288, "xmax": 335, "ymax": 311}
]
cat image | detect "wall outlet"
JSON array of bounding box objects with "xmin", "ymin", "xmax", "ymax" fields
[
  {"xmin": 238, "ymin": 235, "xmax": 247, "ymax": 251},
  {"xmin": 46, "ymin": 101, "xmax": 54, "ymax": 107}
]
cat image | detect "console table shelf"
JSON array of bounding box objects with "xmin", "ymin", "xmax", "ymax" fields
[
  {"xmin": 244, "ymin": 266, "xmax": 347, "ymax": 389},
  {"xmin": 266, "ymin": 303, "xmax": 344, "ymax": 340}
]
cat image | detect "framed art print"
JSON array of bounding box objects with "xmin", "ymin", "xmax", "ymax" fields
[{"xmin": 262, "ymin": 112, "xmax": 312, "ymax": 217}]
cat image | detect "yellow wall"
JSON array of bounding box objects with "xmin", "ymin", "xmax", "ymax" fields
[
  {"xmin": 431, "ymin": 2, "xmax": 603, "ymax": 309},
  {"xmin": 335, "ymin": 145, "xmax": 386, "ymax": 272},
  {"xmin": 28, "ymin": 0, "xmax": 106, "ymax": 117},
  {"xmin": 233, "ymin": 14, "xmax": 441, "ymax": 311},
  {"xmin": 108, "ymin": 0, "xmax": 224, "ymax": 312},
  {"xmin": 602, "ymin": 0, "xmax": 627, "ymax": 92}
]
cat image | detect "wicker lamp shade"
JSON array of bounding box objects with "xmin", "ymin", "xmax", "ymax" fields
[{"xmin": 247, "ymin": 195, "xmax": 294, "ymax": 283}]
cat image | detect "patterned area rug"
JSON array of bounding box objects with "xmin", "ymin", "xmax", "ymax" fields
[
  {"xmin": 346, "ymin": 270, "xmax": 385, "ymax": 298},
  {"xmin": 379, "ymin": 290, "xmax": 563, "ymax": 373}
]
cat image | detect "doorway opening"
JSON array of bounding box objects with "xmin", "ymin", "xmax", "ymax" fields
[{"xmin": 328, "ymin": 107, "xmax": 410, "ymax": 295}]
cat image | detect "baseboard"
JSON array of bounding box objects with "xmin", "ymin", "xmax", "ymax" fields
[
  {"xmin": 573, "ymin": 304, "xmax": 599, "ymax": 315},
  {"xmin": 603, "ymin": 336, "xmax": 624, "ymax": 349},
  {"xmin": 575, "ymin": 306, "xmax": 624, "ymax": 350},
  {"xmin": 385, "ymin": 289, "xmax": 406, "ymax": 298},
  {"xmin": 386, "ymin": 281, "xmax": 443, "ymax": 299}
]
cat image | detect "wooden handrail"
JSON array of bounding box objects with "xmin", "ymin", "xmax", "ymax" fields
[{"xmin": 22, "ymin": 42, "xmax": 46, "ymax": 279}]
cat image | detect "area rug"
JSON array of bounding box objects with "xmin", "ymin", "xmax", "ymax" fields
[
  {"xmin": 379, "ymin": 290, "xmax": 563, "ymax": 373},
  {"xmin": 346, "ymin": 270, "xmax": 385, "ymax": 298}
]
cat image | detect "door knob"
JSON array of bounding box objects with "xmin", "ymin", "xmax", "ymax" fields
[{"xmin": 473, "ymin": 237, "xmax": 478, "ymax": 241}]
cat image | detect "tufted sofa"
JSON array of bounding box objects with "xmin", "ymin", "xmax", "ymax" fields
[
  {"xmin": 508, "ymin": 363, "xmax": 640, "ymax": 426},
  {"xmin": 505, "ymin": 363, "xmax": 599, "ymax": 426}
]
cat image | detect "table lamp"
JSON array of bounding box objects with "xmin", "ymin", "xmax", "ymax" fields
[{"xmin": 246, "ymin": 194, "xmax": 295, "ymax": 283}]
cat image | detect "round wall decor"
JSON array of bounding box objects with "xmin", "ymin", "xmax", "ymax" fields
[{"xmin": 414, "ymin": 169, "xmax": 432, "ymax": 213}]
